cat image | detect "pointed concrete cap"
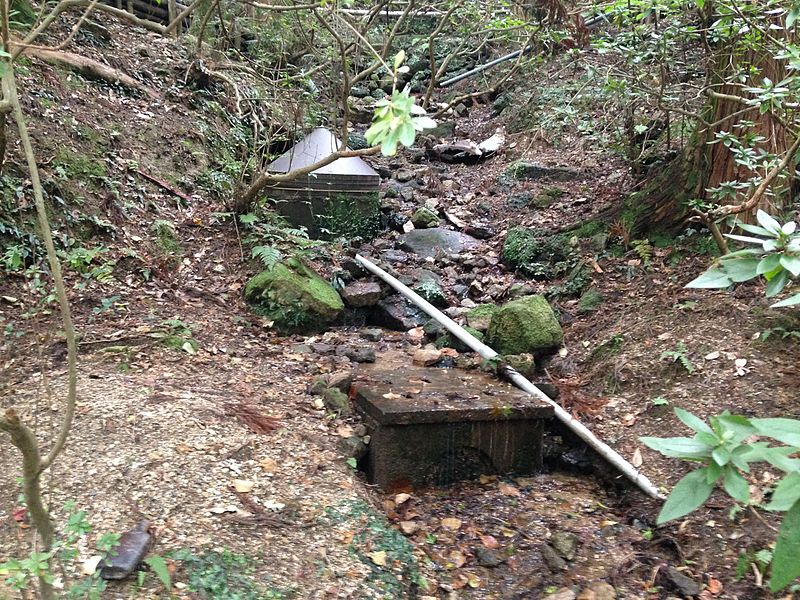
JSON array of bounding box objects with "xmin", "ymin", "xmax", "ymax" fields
[{"xmin": 268, "ymin": 127, "xmax": 379, "ymax": 178}]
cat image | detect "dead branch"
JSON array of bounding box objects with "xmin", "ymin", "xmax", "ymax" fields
[{"xmin": 20, "ymin": 47, "xmax": 160, "ymax": 98}]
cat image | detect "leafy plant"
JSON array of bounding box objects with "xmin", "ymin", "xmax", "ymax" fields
[
  {"xmin": 660, "ymin": 341, "xmax": 695, "ymax": 374},
  {"xmin": 642, "ymin": 408, "xmax": 800, "ymax": 592},
  {"xmin": 365, "ymin": 51, "xmax": 436, "ymax": 156},
  {"xmin": 687, "ymin": 210, "xmax": 799, "ymax": 307},
  {"xmin": 252, "ymin": 245, "xmax": 282, "ymax": 270}
]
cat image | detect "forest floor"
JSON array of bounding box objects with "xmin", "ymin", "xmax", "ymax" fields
[{"xmin": 1, "ymin": 13, "xmax": 799, "ymax": 600}]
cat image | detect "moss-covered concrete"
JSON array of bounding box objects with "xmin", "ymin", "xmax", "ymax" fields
[
  {"xmin": 486, "ymin": 295, "xmax": 563, "ymax": 355},
  {"xmin": 244, "ymin": 258, "xmax": 343, "ymax": 330}
]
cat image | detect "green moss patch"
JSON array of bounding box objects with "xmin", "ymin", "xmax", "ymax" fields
[{"xmin": 486, "ymin": 295, "xmax": 563, "ymax": 355}]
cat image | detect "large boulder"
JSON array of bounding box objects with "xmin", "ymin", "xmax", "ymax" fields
[
  {"xmin": 399, "ymin": 228, "xmax": 480, "ymax": 258},
  {"xmin": 244, "ymin": 258, "xmax": 343, "ymax": 330},
  {"xmin": 486, "ymin": 295, "xmax": 563, "ymax": 355}
]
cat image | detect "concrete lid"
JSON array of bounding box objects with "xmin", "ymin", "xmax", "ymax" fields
[{"xmin": 268, "ymin": 127, "xmax": 379, "ymax": 179}]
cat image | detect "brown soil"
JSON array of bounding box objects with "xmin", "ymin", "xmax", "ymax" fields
[{"xmin": 1, "ymin": 12, "xmax": 799, "ymax": 600}]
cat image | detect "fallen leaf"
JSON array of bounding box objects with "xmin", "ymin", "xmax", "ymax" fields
[
  {"xmin": 706, "ymin": 577, "xmax": 723, "ymax": 595},
  {"xmin": 337, "ymin": 425, "xmax": 354, "ymax": 438},
  {"xmin": 263, "ymin": 499, "xmax": 285, "ymax": 511},
  {"xmin": 399, "ymin": 521, "xmax": 420, "ymax": 535},
  {"xmin": 368, "ymin": 550, "xmax": 387, "ymax": 566},
  {"xmin": 705, "ymin": 351, "xmax": 720, "ymax": 360},
  {"xmin": 259, "ymin": 458, "xmax": 278, "ymax": 472},
  {"xmin": 498, "ymin": 482, "xmax": 521, "ymax": 497},
  {"xmin": 208, "ymin": 505, "xmax": 238, "ymax": 515},
  {"xmin": 632, "ymin": 448, "xmax": 643, "ymax": 468},
  {"xmin": 395, "ymin": 493, "xmax": 411, "ymax": 505},
  {"xmin": 446, "ymin": 550, "xmax": 467, "ymax": 568},
  {"xmin": 622, "ymin": 413, "xmax": 637, "ymax": 427},
  {"xmin": 441, "ymin": 517, "xmax": 462, "ymax": 531},
  {"xmin": 466, "ymin": 573, "xmax": 481, "ymax": 588},
  {"xmin": 480, "ymin": 535, "xmax": 499, "ymax": 549},
  {"xmin": 382, "ymin": 392, "xmax": 402, "ymax": 399},
  {"xmin": 82, "ymin": 555, "xmax": 103, "ymax": 576},
  {"xmin": 234, "ymin": 479, "xmax": 254, "ymax": 493}
]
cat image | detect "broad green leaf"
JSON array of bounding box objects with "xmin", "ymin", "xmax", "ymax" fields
[
  {"xmin": 756, "ymin": 210, "xmax": 782, "ymax": 235},
  {"xmin": 725, "ymin": 233, "xmax": 768, "ymax": 246},
  {"xmin": 769, "ymin": 499, "xmax": 800, "ymax": 592},
  {"xmin": 752, "ymin": 418, "xmax": 800, "ymax": 446},
  {"xmin": 741, "ymin": 444, "xmax": 800, "ymax": 472},
  {"xmin": 720, "ymin": 257, "xmax": 760, "ymax": 282},
  {"xmin": 143, "ymin": 555, "xmax": 172, "ymax": 591},
  {"xmin": 657, "ymin": 468, "xmax": 716, "ymax": 524},
  {"xmin": 766, "ymin": 472, "xmax": 800, "ymax": 512},
  {"xmin": 706, "ymin": 461, "xmax": 722, "ymax": 483},
  {"xmin": 782, "ymin": 221, "xmax": 797, "ymax": 235},
  {"xmin": 757, "ymin": 254, "xmax": 782, "ymax": 275},
  {"xmin": 715, "ymin": 414, "xmax": 757, "ymax": 443},
  {"xmin": 730, "ymin": 445, "xmax": 752, "ymax": 473},
  {"xmin": 393, "ymin": 50, "xmax": 406, "ymax": 70},
  {"xmin": 736, "ymin": 222, "xmax": 772, "ymax": 237},
  {"xmin": 398, "ymin": 121, "xmax": 416, "ymax": 147},
  {"xmin": 712, "ymin": 445, "xmax": 731, "ymax": 466},
  {"xmin": 788, "ymin": 7, "xmax": 800, "ymax": 28},
  {"xmin": 766, "ymin": 269, "xmax": 790, "ymax": 297},
  {"xmin": 722, "ymin": 467, "xmax": 750, "ymax": 503},
  {"xmin": 674, "ymin": 407, "xmax": 713, "ymax": 435},
  {"xmin": 640, "ymin": 436, "xmax": 713, "ymax": 459},
  {"xmin": 779, "ymin": 254, "xmax": 800, "ymax": 277},
  {"xmin": 685, "ymin": 268, "xmax": 733, "ymax": 289},
  {"xmin": 771, "ymin": 292, "xmax": 800, "ymax": 307}
]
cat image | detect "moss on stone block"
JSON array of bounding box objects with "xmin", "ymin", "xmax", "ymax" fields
[
  {"xmin": 577, "ymin": 288, "xmax": 603, "ymax": 313},
  {"xmin": 501, "ymin": 226, "xmax": 572, "ymax": 280},
  {"xmin": 244, "ymin": 258, "xmax": 343, "ymax": 331},
  {"xmin": 465, "ymin": 304, "xmax": 498, "ymax": 332},
  {"xmin": 486, "ymin": 295, "xmax": 563, "ymax": 355}
]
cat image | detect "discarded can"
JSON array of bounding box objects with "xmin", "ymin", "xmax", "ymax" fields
[{"xmin": 99, "ymin": 520, "xmax": 152, "ymax": 580}]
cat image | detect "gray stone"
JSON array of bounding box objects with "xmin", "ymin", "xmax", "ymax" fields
[
  {"xmin": 474, "ymin": 547, "xmax": 505, "ymax": 568},
  {"xmin": 577, "ymin": 581, "xmax": 616, "ymax": 600},
  {"xmin": 381, "ymin": 249, "xmax": 410, "ymax": 264},
  {"xmin": 340, "ymin": 281, "xmax": 382, "ymax": 308},
  {"xmin": 395, "ymin": 169, "xmax": 415, "ymax": 183},
  {"xmin": 540, "ymin": 544, "xmax": 567, "ymax": 572},
  {"xmin": 344, "ymin": 346, "xmax": 376, "ymax": 363},
  {"xmin": 508, "ymin": 161, "xmax": 583, "ymax": 182},
  {"xmin": 369, "ymin": 296, "xmax": 428, "ymax": 331},
  {"xmin": 360, "ymin": 327, "xmax": 384, "ymax": 341},
  {"xmin": 328, "ymin": 371, "xmax": 354, "ymax": 394},
  {"xmin": 543, "ymin": 589, "xmax": 576, "ymax": 600},
  {"xmin": 310, "ymin": 343, "xmax": 336, "ymax": 355},
  {"xmin": 551, "ymin": 532, "xmax": 578, "ymax": 560},
  {"xmin": 464, "ymin": 222, "xmax": 495, "ymax": 240},
  {"xmin": 399, "ymin": 228, "xmax": 480, "ymax": 258},
  {"xmin": 339, "ymin": 435, "xmax": 368, "ymax": 461},
  {"xmin": 665, "ymin": 567, "xmax": 701, "ymax": 597}
]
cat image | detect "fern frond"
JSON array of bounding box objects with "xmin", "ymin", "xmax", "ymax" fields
[{"xmin": 252, "ymin": 245, "xmax": 282, "ymax": 270}]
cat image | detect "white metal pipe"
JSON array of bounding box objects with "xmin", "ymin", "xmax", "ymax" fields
[{"xmin": 355, "ymin": 253, "xmax": 665, "ymax": 500}]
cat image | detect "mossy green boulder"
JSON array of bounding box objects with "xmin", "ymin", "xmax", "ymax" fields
[
  {"xmin": 465, "ymin": 303, "xmax": 498, "ymax": 332},
  {"xmin": 244, "ymin": 258, "xmax": 343, "ymax": 331},
  {"xmin": 486, "ymin": 295, "xmax": 563, "ymax": 355}
]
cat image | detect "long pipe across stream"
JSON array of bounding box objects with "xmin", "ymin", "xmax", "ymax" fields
[{"xmin": 355, "ymin": 253, "xmax": 665, "ymax": 500}]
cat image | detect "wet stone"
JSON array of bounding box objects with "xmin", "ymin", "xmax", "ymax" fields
[
  {"xmin": 368, "ymin": 296, "xmax": 428, "ymax": 331},
  {"xmin": 340, "ymin": 281, "xmax": 382, "ymax": 308},
  {"xmin": 540, "ymin": 544, "xmax": 567, "ymax": 572},
  {"xmin": 360, "ymin": 327, "xmax": 384, "ymax": 342},
  {"xmin": 664, "ymin": 566, "xmax": 701, "ymax": 597},
  {"xmin": 342, "ymin": 346, "xmax": 376, "ymax": 363},
  {"xmin": 474, "ymin": 546, "xmax": 506, "ymax": 568},
  {"xmin": 399, "ymin": 228, "xmax": 480, "ymax": 259},
  {"xmin": 577, "ymin": 581, "xmax": 617, "ymax": 600},
  {"xmin": 551, "ymin": 531, "xmax": 578, "ymax": 560}
]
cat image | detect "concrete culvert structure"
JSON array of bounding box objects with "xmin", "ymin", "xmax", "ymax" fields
[{"xmin": 266, "ymin": 127, "xmax": 381, "ymax": 240}]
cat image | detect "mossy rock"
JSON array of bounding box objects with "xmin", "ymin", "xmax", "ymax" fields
[
  {"xmin": 465, "ymin": 303, "xmax": 498, "ymax": 332},
  {"xmin": 534, "ymin": 187, "xmax": 565, "ymax": 208},
  {"xmin": 577, "ymin": 288, "xmax": 603, "ymax": 313},
  {"xmin": 486, "ymin": 295, "xmax": 563, "ymax": 355},
  {"xmin": 503, "ymin": 353, "xmax": 536, "ymax": 379},
  {"xmin": 410, "ymin": 207, "xmax": 440, "ymax": 229},
  {"xmin": 413, "ymin": 279, "xmax": 447, "ymax": 308},
  {"xmin": 244, "ymin": 258, "xmax": 343, "ymax": 331},
  {"xmin": 502, "ymin": 226, "xmax": 573, "ymax": 280}
]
